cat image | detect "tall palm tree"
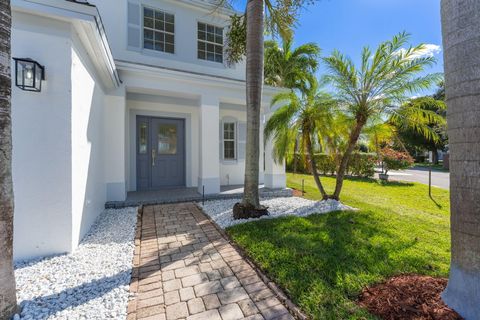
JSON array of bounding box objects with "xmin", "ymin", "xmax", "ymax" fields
[
  {"xmin": 0, "ymin": 0, "xmax": 18, "ymax": 318},
  {"xmin": 441, "ymin": 1, "xmax": 480, "ymax": 318},
  {"xmin": 224, "ymin": 0, "xmax": 317, "ymax": 217},
  {"xmin": 323, "ymin": 32, "xmax": 441, "ymax": 199},
  {"xmin": 264, "ymin": 80, "xmax": 336, "ymax": 199},
  {"xmin": 264, "ymin": 39, "xmax": 320, "ymax": 91}
]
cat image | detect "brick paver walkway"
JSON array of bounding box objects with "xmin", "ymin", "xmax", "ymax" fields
[{"xmin": 127, "ymin": 203, "xmax": 295, "ymax": 320}]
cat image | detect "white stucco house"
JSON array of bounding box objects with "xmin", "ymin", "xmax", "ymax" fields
[{"xmin": 11, "ymin": 0, "xmax": 286, "ymax": 261}]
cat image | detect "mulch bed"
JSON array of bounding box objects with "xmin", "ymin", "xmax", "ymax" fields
[
  {"xmin": 357, "ymin": 275, "xmax": 463, "ymax": 320},
  {"xmin": 291, "ymin": 189, "xmax": 304, "ymax": 197}
]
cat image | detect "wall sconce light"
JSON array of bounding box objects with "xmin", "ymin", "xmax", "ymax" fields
[{"xmin": 13, "ymin": 58, "xmax": 45, "ymax": 92}]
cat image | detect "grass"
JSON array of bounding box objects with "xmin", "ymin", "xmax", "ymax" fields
[{"xmin": 227, "ymin": 173, "xmax": 451, "ymax": 319}]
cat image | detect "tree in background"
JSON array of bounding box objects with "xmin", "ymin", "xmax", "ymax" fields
[
  {"xmin": 264, "ymin": 39, "xmax": 320, "ymax": 91},
  {"xmin": 264, "ymin": 80, "xmax": 336, "ymax": 199},
  {"xmin": 224, "ymin": 0, "xmax": 317, "ymax": 218},
  {"xmin": 323, "ymin": 32, "xmax": 441, "ymax": 200},
  {"xmin": 395, "ymin": 96, "xmax": 447, "ymax": 164},
  {"xmin": 441, "ymin": 0, "xmax": 480, "ymax": 318},
  {"xmin": 0, "ymin": 0, "xmax": 18, "ymax": 318}
]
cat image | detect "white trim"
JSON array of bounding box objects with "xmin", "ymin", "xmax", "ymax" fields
[
  {"xmin": 13, "ymin": 0, "xmax": 120, "ymax": 89},
  {"xmin": 221, "ymin": 116, "xmax": 238, "ymax": 164}
]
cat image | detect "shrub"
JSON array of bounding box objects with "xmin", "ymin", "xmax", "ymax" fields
[
  {"xmin": 286, "ymin": 152, "xmax": 377, "ymax": 177},
  {"xmin": 381, "ymin": 147, "xmax": 414, "ymax": 174}
]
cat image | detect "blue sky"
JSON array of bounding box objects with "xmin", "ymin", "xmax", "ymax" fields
[{"xmin": 232, "ymin": 0, "xmax": 443, "ymax": 93}]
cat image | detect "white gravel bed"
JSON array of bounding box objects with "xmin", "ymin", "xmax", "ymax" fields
[
  {"xmin": 199, "ymin": 196, "xmax": 354, "ymax": 228},
  {"xmin": 14, "ymin": 207, "xmax": 138, "ymax": 320}
]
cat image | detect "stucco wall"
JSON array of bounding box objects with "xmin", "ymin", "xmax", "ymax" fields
[
  {"xmin": 90, "ymin": 0, "xmax": 246, "ymax": 80},
  {"xmin": 11, "ymin": 13, "xmax": 73, "ymax": 260},
  {"xmin": 70, "ymin": 32, "xmax": 108, "ymax": 247}
]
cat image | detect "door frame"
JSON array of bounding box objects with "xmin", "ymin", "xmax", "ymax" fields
[{"xmin": 136, "ymin": 115, "xmax": 186, "ymax": 191}]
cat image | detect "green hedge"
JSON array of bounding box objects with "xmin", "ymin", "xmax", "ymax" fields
[{"xmin": 286, "ymin": 152, "xmax": 378, "ymax": 178}]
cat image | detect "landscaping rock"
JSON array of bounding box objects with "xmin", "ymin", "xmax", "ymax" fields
[
  {"xmin": 14, "ymin": 207, "xmax": 138, "ymax": 320},
  {"xmin": 200, "ymin": 197, "xmax": 354, "ymax": 228}
]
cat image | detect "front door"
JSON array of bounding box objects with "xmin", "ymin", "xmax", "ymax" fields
[{"xmin": 136, "ymin": 116, "xmax": 185, "ymax": 190}]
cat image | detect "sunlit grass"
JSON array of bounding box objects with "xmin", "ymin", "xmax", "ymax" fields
[{"xmin": 227, "ymin": 173, "xmax": 451, "ymax": 319}]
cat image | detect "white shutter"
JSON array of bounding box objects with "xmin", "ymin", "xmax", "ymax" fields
[
  {"xmin": 237, "ymin": 122, "xmax": 247, "ymax": 160},
  {"xmin": 127, "ymin": 2, "xmax": 142, "ymax": 50}
]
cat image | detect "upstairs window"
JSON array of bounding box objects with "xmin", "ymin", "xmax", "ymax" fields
[
  {"xmin": 198, "ymin": 23, "xmax": 223, "ymax": 63},
  {"xmin": 223, "ymin": 122, "xmax": 236, "ymax": 160},
  {"xmin": 143, "ymin": 7, "xmax": 174, "ymax": 54}
]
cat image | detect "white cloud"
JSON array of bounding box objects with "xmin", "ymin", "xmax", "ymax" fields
[{"xmin": 396, "ymin": 44, "xmax": 442, "ymax": 59}]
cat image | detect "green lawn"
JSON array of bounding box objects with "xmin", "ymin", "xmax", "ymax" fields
[{"xmin": 227, "ymin": 173, "xmax": 451, "ymax": 319}]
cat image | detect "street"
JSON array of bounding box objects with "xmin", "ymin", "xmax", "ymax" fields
[{"xmin": 378, "ymin": 166, "xmax": 450, "ymax": 190}]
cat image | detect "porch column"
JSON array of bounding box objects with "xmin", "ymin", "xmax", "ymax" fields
[
  {"xmin": 198, "ymin": 95, "xmax": 220, "ymax": 194},
  {"xmin": 264, "ymin": 112, "xmax": 286, "ymax": 189}
]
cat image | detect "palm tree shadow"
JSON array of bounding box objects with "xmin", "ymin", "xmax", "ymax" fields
[{"xmin": 19, "ymin": 271, "xmax": 131, "ymax": 317}]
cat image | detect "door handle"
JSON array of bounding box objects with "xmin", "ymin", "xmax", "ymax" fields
[{"xmin": 152, "ymin": 149, "xmax": 156, "ymax": 166}]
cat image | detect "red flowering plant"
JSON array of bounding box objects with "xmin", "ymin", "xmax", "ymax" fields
[{"xmin": 380, "ymin": 147, "xmax": 414, "ymax": 174}]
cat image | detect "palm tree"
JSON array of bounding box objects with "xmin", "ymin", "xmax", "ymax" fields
[
  {"xmin": 323, "ymin": 32, "xmax": 441, "ymax": 199},
  {"xmin": 264, "ymin": 80, "xmax": 336, "ymax": 199},
  {"xmin": 0, "ymin": 0, "xmax": 18, "ymax": 318},
  {"xmin": 264, "ymin": 39, "xmax": 320, "ymax": 91},
  {"xmin": 441, "ymin": 1, "xmax": 480, "ymax": 318},
  {"xmin": 394, "ymin": 97, "xmax": 447, "ymax": 163},
  {"xmin": 224, "ymin": 0, "xmax": 318, "ymax": 217}
]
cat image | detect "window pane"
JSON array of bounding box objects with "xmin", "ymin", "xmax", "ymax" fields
[
  {"xmin": 155, "ymin": 11, "xmax": 164, "ymax": 20},
  {"xmin": 144, "ymin": 8, "xmax": 154, "ymax": 18},
  {"xmin": 165, "ymin": 43, "xmax": 174, "ymax": 53},
  {"xmin": 165, "ymin": 13, "xmax": 174, "ymax": 23},
  {"xmin": 215, "ymin": 27, "xmax": 223, "ymax": 36},
  {"xmin": 207, "ymin": 43, "xmax": 214, "ymax": 52},
  {"xmin": 144, "ymin": 39, "xmax": 154, "ymax": 49},
  {"xmin": 198, "ymin": 50, "xmax": 205, "ymax": 59},
  {"xmin": 165, "ymin": 33, "xmax": 174, "ymax": 44},
  {"xmin": 207, "ymin": 33, "xmax": 214, "ymax": 42},
  {"xmin": 198, "ymin": 23, "xmax": 205, "ymax": 31},
  {"xmin": 207, "ymin": 25, "xmax": 214, "ymax": 33},
  {"xmin": 215, "ymin": 45, "xmax": 222, "ymax": 54},
  {"xmin": 165, "ymin": 22, "xmax": 174, "ymax": 33},
  {"xmin": 143, "ymin": 8, "xmax": 174, "ymax": 54},
  {"xmin": 144, "ymin": 29, "xmax": 153, "ymax": 40},
  {"xmin": 207, "ymin": 52, "xmax": 215, "ymax": 61},
  {"xmin": 144, "ymin": 17, "xmax": 153, "ymax": 29},
  {"xmin": 198, "ymin": 41, "xmax": 205, "ymax": 51},
  {"xmin": 224, "ymin": 141, "xmax": 235, "ymax": 159},
  {"xmin": 198, "ymin": 31, "xmax": 206, "ymax": 40},
  {"xmin": 154, "ymin": 31, "xmax": 164, "ymax": 42},
  {"xmin": 158, "ymin": 124, "xmax": 177, "ymax": 155},
  {"xmin": 215, "ymin": 54, "xmax": 223, "ymax": 63},
  {"xmin": 155, "ymin": 42, "xmax": 165, "ymax": 52},
  {"xmin": 154, "ymin": 19, "xmax": 164, "ymax": 31},
  {"xmin": 139, "ymin": 123, "xmax": 148, "ymax": 154}
]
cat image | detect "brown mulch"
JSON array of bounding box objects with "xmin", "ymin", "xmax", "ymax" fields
[
  {"xmin": 292, "ymin": 189, "xmax": 304, "ymax": 197},
  {"xmin": 357, "ymin": 275, "xmax": 463, "ymax": 320}
]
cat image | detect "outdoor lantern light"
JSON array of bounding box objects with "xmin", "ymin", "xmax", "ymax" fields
[{"xmin": 13, "ymin": 58, "xmax": 45, "ymax": 92}]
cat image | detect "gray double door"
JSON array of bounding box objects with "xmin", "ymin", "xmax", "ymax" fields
[{"xmin": 136, "ymin": 116, "xmax": 185, "ymax": 191}]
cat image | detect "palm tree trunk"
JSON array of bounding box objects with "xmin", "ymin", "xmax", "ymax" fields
[
  {"xmin": 242, "ymin": 0, "xmax": 264, "ymax": 209},
  {"xmin": 305, "ymin": 131, "xmax": 328, "ymax": 199},
  {"xmin": 0, "ymin": 1, "xmax": 18, "ymax": 318},
  {"xmin": 332, "ymin": 117, "xmax": 366, "ymax": 199},
  {"xmin": 441, "ymin": 1, "xmax": 480, "ymax": 318},
  {"xmin": 293, "ymin": 137, "xmax": 298, "ymax": 174}
]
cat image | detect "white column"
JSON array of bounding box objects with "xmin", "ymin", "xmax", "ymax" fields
[
  {"xmin": 264, "ymin": 112, "xmax": 286, "ymax": 189},
  {"xmin": 198, "ymin": 95, "xmax": 220, "ymax": 194}
]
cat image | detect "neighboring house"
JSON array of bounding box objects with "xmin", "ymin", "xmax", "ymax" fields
[{"xmin": 11, "ymin": 0, "xmax": 286, "ymax": 260}]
